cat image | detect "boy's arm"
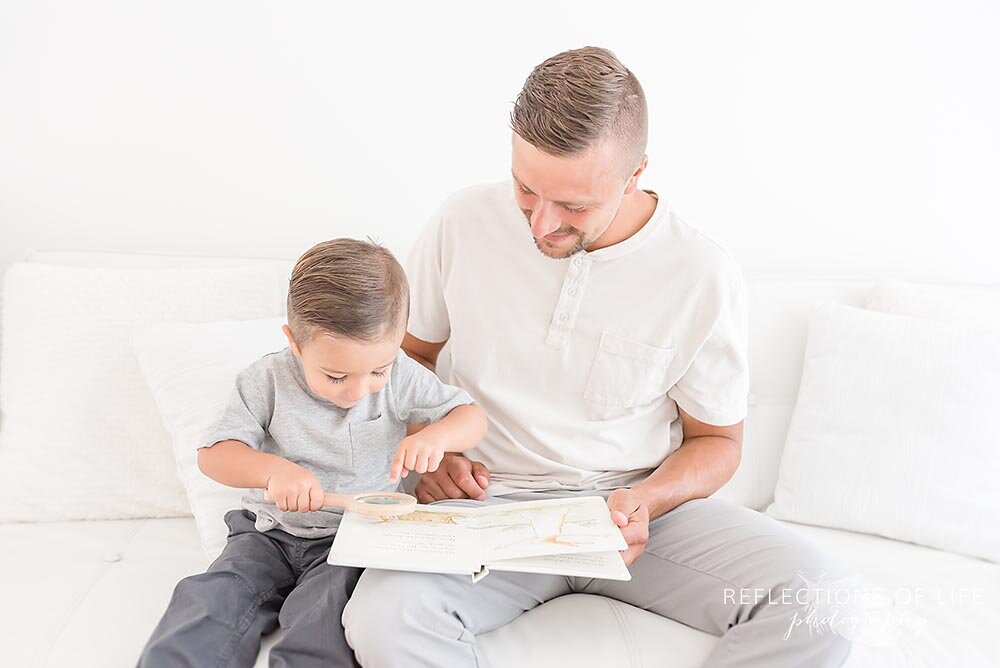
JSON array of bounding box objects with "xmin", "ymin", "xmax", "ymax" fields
[
  {"xmin": 389, "ymin": 403, "xmax": 487, "ymax": 482},
  {"xmin": 198, "ymin": 440, "xmax": 326, "ymax": 512},
  {"xmin": 410, "ymin": 403, "xmax": 486, "ymax": 454},
  {"xmin": 197, "ymin": 440, "xmax": 298, "ymax": 489}
]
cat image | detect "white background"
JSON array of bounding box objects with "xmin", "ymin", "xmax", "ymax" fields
[{"xmin": 1, "ymin": 0, "xmax": 998, "ymax": 283}]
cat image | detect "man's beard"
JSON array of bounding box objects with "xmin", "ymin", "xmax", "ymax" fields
[{"xmin": 522, "ymin": 210, "xmax": 589, "ymax": 259}]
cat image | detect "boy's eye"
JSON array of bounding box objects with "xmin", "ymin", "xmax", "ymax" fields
[
  {"xmin": 326, "ymin": 375, "xmax": 346, "ymax": 384},
  {"xmin": 372, "ymin": 370, "xmax": 388, "ymax": 378}
]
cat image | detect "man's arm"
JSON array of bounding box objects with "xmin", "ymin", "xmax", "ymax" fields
[
  {"xmin": 403, "ymin": 332, "xmax": 494, "ymax": 500},
  {"xmin": 402, "ymin": 332, "xmax": 445, "ymax": 373},
  {"xmin": 633, "ymin": 406, "xmax": 743, "ymax": 519},
  {"xmin": 608, "ymin": 406, "xmax": 743, "ymax": 565}
]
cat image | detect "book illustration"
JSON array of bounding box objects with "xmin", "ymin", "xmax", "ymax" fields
[
  {"xmin": 375, "ymin": 502, "xmax": 611, "ymax": 546},
  {"xmin": 328, "ymin": 496, "xmax": 631, "ymax": 581}
]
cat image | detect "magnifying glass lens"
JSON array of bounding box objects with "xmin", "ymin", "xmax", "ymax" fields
[{"xmin": 355, "ymin": 494, "xmax": 409, "ymax": 505}]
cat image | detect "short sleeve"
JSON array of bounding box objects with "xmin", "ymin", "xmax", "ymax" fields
[
  {"xmin": 667, "ymin": 269, "xmax": 750, "ymax": 426},
  {"xmin": 201, "ymin": 369, "xmax": 273, "ymax": 450},
  {"xmin": 406, "ymin": 205, "xmax": 451, "ymax": 344},
  {"xmin": 388, "ymin": 352, "xmax": 474, "ymax": 424}
]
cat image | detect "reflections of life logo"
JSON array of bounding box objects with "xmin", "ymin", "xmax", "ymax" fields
[{"xmin": 785, "ymin": 571, "xmax": 929, "ymax": 647}]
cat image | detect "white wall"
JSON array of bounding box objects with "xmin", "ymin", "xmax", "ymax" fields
[{"xmin": 1, "ymin": 0, "xmax": 998, "ymax": 284}]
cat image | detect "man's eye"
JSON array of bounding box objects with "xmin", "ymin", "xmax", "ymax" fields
[
  {"xmin": 565, "ymin": 205, "xmax": 586, "ymax": 214},
  {"xmin": 518, "ymin": 185, "xmax": 533, "ymax": 195},
  {"xmin": 326, "ymin": 375, "xmax": 346, "ymax": 384}
]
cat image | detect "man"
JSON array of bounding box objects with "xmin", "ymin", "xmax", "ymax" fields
[{"xmin": 343, "ymin": 46, "xmax": 851, "ymax": 667}]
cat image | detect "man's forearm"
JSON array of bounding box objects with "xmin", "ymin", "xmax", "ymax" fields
[{"xmin": 632, "ymin": 435, "xmax": 741, "ymax": 520}]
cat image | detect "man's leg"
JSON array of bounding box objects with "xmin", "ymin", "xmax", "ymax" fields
[
  {"xmin": 343, "ymin": 567, "xmax": 570, "ymax": 668},
  {"xmin": 578, "ymin": 497, "xmax": 854, "ymax": 668},
  {"xmin": 342, "ymin": 494, "xmax": 573, "ymax": 668},
  {"xmin": 268, "ymin": 536, "xmax": 363, "ymax": 668},
  {"xmin": 137, "ymin": 510, "xmax": 297, "ymax": 668}
]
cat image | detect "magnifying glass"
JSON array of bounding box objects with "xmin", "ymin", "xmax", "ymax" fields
[{"xmin": 264, "ymin": 490, "xmax": 418, "ymax": 517}]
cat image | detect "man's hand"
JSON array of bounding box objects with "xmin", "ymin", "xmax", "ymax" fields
[
  {"xmin": 607, "ymin": 488, "xmax": 650, "ymax": 566},
  {"xmin": 414, "ymin": 453, "xmax": 491, "ymax": 502}
]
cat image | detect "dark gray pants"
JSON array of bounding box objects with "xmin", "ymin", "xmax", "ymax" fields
[{"xmin": 138, "ymin": 509, "xmax": 362, "ymax": 668}]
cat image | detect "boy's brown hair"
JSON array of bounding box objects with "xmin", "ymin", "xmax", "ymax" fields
[{"xmin": 286, "ymin": 238, "xmax": 409, "ymax": 344}]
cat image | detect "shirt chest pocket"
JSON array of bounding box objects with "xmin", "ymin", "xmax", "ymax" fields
[
  {"xmin": 583, "ymin": 332, "xmax": 676, "ymax": 415},
  {"xmin": 347, "ymin": 413, "xmax": 403, "ymax": 487}
]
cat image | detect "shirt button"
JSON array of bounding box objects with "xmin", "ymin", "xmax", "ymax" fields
[
  {"xmin": 574, "ymin": 257, "xmax": 583, "ymax": 267},
  {"xmin": 567, "ymin": 287, "xmax": 577, "ymax": 296},
  {"xmin": 559, "ymin": 313, "xmax": 568, "ymax": 321},
  {"xmin": 747, "ymin": 393, "xmax": 759, "ymax": 407}
]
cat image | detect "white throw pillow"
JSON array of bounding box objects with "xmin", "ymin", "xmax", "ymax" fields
[
  {"xmin": 866, "ymin": 278, "xmax": 1000, "ymax": 331},
  {"xmin": 0, "ymin": 263, "xmax": 287, "ymax": 522},
  {"xmin": 767, "ymin": 302, "xmax": 1000, "ymax": 562},
  {"xmin": 132, "ymin": 317, "xmax": 288, "ymax": 558}
]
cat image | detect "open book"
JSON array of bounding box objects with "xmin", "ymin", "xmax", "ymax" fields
[{"xmin": 327, "ymin": 496, "xmax": 631, "ymax": 582}]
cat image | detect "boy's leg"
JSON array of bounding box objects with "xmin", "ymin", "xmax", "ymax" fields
[
  {"xmin": 575, "ymin": 497, "xmax": 855, "ymax": 668},
  {"xmin": 267, "ymin": 535, "xmax": 363, "ymax": 668},
  {"xmin": 137, "ymin": 510, "xmax": 298, "ymax": 668}
]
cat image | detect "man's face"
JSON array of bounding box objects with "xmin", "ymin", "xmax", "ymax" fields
[
  {"xmin": 283, "ymin": 325, "xmax": 402, "ymax": 409},
  {"xmin": 511, "ymin": 133, "xmax": 630, "ymax": 259}
]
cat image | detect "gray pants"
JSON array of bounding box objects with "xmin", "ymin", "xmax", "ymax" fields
[
  {"xmin": 138, "ymin": 509, "xmax": 362, "ymax": 668},
  {"xmin": 343, "ymin": 493, "xmax": 854, "ymax": 667}
]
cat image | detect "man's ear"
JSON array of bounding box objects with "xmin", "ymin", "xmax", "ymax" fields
[
  {"xmin": 623, "ymin": 154, "xmax": 649, "ymax": 195},
  {"xmin": 282, "ymin": 324, "xmax": 302, "ymax": 358}
]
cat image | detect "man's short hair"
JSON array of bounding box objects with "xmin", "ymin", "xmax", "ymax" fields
[
  {"xmin": 510, "ymin": 46, "xmax": 648, "ymax": 178},
  {"xmin": 287, "ymin": 238, "xmax": 409, "ymax": 345}
]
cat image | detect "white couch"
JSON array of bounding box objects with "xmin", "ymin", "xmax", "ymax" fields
[{"xmin": 2, "ymin": 252, "xmax": 998, "ymax": 667}]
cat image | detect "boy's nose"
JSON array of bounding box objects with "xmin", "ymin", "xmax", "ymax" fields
[{"xmin": 345, "ymin": 382, "xmax": 369, "ymax": 402}]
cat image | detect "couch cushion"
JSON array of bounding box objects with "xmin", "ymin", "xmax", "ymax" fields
[
  {"xmin": 767, "ymin": 303, "xmax": 1000, "ymax": 562},
  {"xmin": 0, "ymin": 262, "xmax": 289, "ymax": 521},
  {"xmin": 3, "ymin": 517, "xmax": 995, "ymax": 667}
]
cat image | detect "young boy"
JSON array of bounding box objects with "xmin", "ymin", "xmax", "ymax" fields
[{"xmin": 137, "ymin": 239, "xmax": 487, "ymax": 668}]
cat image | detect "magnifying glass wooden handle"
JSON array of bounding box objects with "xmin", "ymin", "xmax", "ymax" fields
[
  {"xmin": 262, "ymin": 490, "xmax": 417, "ymax": 517},
  {"xmin": 321, "ymin": 492, "xmax": 358, "ymax": 509}
]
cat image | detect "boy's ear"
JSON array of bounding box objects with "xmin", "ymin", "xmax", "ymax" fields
[{"xmin": 282, "ymin": 324, "xmax": 302, "ymax": 358}]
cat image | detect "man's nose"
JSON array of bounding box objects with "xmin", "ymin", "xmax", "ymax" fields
[{"xmin": 530, "ymin": 203, "xmax": 560, "ymax": 238}]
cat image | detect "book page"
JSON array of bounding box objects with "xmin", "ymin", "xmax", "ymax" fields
[
  {"xmin": 487, "ymin": 550, "xmax": 632, "ymax": 581},
  {"xmin": 457, "ymin": 496, "xmax": 628, "ymax": 562},
  {"xmin": 328, "ymin": 496, "xmax": 629, "ymax": 579},
  {"xmin": 327, "ymin": 505, "xmax": 481, "ymax": 574}
]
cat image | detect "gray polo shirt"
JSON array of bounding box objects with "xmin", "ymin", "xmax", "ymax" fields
[{"xmin": 202, "ymin": 347, "xmax": 474, "ymax": 538}]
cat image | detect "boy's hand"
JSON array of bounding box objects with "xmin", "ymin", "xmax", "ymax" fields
[
  {"xmin": 390, "ymin": 433, "xmax": 446, "ymax": 482},
  {"xmin": 264, "ymin": 460, "xmax": 325, "ymax": 512}
]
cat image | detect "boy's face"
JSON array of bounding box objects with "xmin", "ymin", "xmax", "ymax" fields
[{"xmin": 283, "ymin": 325, "xmax": 403, "ymax": 409}]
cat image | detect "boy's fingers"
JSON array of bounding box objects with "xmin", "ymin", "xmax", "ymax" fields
[
  {"xmin": 416, "ymin": 453, "xmax": 430, "ymax": 473},
  {"xmin": 296, "ymin": 489, "xmax": 311, "ymax": 513},
  {"xmin": 404, "ymin": 450, "xmax": 418, "ymax": 471},
  {"xmin": 309, "ymin": 485, "xmax": 325, "ymax": 511},
  {"xmin": 429, "ymin": 451, "xmax": 444, "ymax": 472},
  {"xmin": 389, "ymin": 451, "xmax": 404, "ymax": 481}
]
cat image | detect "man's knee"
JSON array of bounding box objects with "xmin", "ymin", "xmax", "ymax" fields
[{"xmin": 343, "ymin": 570, "xmax": 457, "ymax": 656}]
